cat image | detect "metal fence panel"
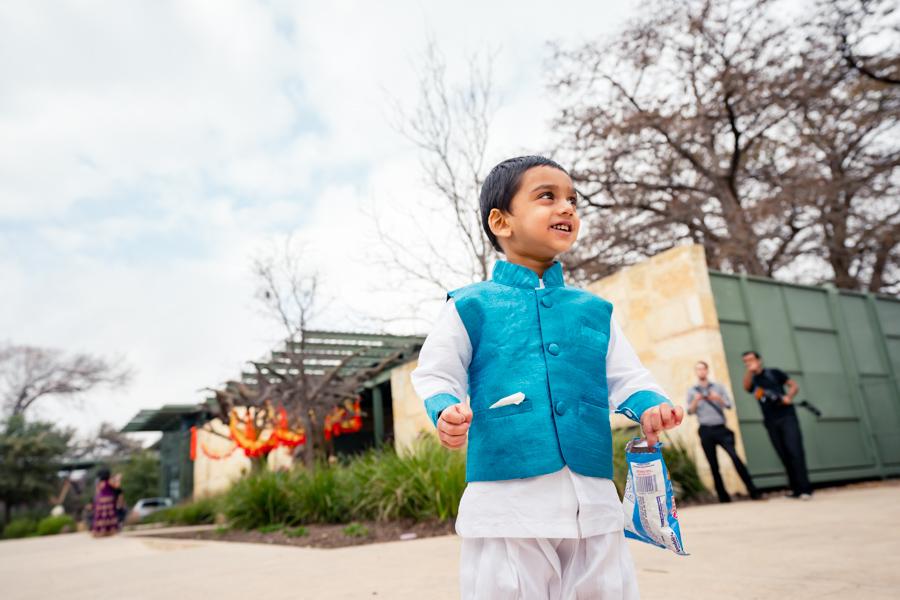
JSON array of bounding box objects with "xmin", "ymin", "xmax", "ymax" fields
[{"xmin": 710, "ymin": 272, "xmax": 900, "ymax": 487}]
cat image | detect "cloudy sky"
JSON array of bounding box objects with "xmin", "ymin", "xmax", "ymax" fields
[{"xmin": 0, "ymin": 0, "xmax": 638, "ymax": 436}]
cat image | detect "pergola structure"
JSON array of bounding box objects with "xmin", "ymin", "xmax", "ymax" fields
[
  {"xmin": 230, "ymin": 330, "xmax": 425, "ymax": 447},
  {"xmin": 121, "ymin": 330, "xmax": 425, "ymax": 500}
]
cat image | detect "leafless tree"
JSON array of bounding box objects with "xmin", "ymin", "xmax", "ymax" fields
[
  {"xmin": 0, "ymin": 344, "xmax": 132, "ymax": 416},
  {"xmin": 374, "ymin": 39, "xmax": 501, "ymax": 299},
  {"xmin": 206, "ymin": 240, "xmax": 419, "ymax": 470},
  {"xmin": 824, "ymin": 0, "xmax": 900, "ymax": 85},
  {"xmin": 549, "ymin": 0, "xmax": 900, "ymax": 292},
  {"xmin": 68, "ymin": 422, "xmax": 144, "ymax": 460}
]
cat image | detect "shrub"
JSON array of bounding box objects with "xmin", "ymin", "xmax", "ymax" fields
[
  {"xmin": 37, "ymin": 515, "xmax": 76, "ymax": 536},
  {"xmin": 2, "ymin": 517, "xmax": 38, "ymax": 539},
  {"xmin": 661, "ymin": 437, "xmax": 708, "ymax": 500},
  {"xmin": 290, "ymin": 462, "xmax": 355, "ymax": 524},
  {"xmin": 285, "ymin": 526, "xmax": 309, "ymax": 537},
  {"xmin": 219, "ymin": 430, "xmax": 705, "ymax": 530},
  {"xmin": 225, "ymin": 469, "xmax": 299, "ymax": 529},
  {"xmin": 342, "ymin": 522, "xmax": 369, "ymax": 537},
  {"xmin": 153, "ymin": 495, "xmax": 222, "ymax": 526},
  {"xmin": 347, "ymin": 436, "xmax": 467, "ymax": 522}
]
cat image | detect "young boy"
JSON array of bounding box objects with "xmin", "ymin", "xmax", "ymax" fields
[{"xmin": 411, "ymin": 156, "xmax": 683, "ymax": 599}]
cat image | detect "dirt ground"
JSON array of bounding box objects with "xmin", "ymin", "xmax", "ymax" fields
[{"xmin": 157, "ymin": 517, "xmax": 456, "ymax": 549}]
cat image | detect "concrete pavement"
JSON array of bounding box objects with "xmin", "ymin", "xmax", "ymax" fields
[{"xmin": 2, "ymin": 482, "xmax": 898, "ymax": 599}]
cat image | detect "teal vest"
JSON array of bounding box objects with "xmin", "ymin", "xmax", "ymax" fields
[{"xmin": 423, "ymin": 261, "xmax": 669, "ymax": 482}]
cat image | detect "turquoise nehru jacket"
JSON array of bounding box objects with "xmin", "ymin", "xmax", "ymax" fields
[{"xmin": 423, "ymin": 261, "xmax": 671, "ymax": 482}]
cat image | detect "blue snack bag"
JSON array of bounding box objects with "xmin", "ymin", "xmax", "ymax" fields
[{"xmin": 621, "ymin": 438, "xmax": 688, "ymax": 555}]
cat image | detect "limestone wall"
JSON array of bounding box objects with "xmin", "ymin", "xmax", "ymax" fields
[
  {"xmin": 391, "ymin": 359, "xmax": 436, "ymax": 453},
  {"xmin": 586, "ymin": 244, "xmax": 749, "ymax": 496}
]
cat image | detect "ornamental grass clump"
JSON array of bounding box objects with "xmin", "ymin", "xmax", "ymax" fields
[
  {"xmin": 225, "ymin": 469, "xmax": 299, "ymax": 529},
  {"xmin": 347, "ymin": 435, "xmax": 467, "ymax": 522},
  {"xmin": 289, "ymin": 462, "xmax": 355, "ymax": 524},
  {"xmin": 221, "ymin": 432, "xmax": 701, "ymax": 529}
]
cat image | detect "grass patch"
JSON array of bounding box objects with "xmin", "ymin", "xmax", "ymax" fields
[
  {"xmin": 256, "ymin": 523, "xmax": 283, "ymax": 534},
  {"xmin": 342, "ymin": 522, "xmax": 369, "ymax": 537},
  {"xmin": 285, "ymin": 526, "xmax": 309, "ymax": 537}
]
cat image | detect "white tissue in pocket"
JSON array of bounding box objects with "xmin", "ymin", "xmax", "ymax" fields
[{"xmin": 489, "ymin": 392, "xmax": 526, "ymax": 409}]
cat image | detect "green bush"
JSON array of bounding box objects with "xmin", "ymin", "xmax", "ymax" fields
[
  {"xmin": 2, "ymin": 517, "xmax": 38, "ymax": 539},
  {"xmin": 346, "ymin": 436, "xmax": 467, "ymax": 522},
  {"xmin": 220, "ymin": 430, "xmax": 705, "ymax": 530},
  {"xmin": 37, "ymin": 515, "xmax": 76, "ymax": 536},
  {"xmin": 156, "ymin": 495, "xmax": 221, "ymax": 525},
  {"xmin": 225, "ymin": 469, "xmax": 300, "ymax": 529},
  {"xmin": 285, "ymin": 526, "xmax": 308, "ymax": 537},
  {"xmin": 661, "ymin": 437, "xmax": 708, "ymax": 500},
  {"xmin": 342, "ymin": 522, "xmax": 369, "ymax": 537},
  {"xmin": 291, "ymin": 462, "xmax": 355, "ymax": 524}
]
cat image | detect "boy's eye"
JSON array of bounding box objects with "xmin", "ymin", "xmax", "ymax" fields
[
  {"xmin": 568, "ymin": 197, "xmax": 578, "ymax": 207},
  {"xmin": 539, "ymin": 192, "xmax": 553, "ymax": 199}
]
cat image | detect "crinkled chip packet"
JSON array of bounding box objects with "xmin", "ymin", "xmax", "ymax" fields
[{"xmin": 622, "ymin": 438, "xmax": 689, "ymax": 556}]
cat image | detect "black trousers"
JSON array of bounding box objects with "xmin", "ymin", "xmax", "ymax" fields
[
  {"xmin": 698, "ymin": 424, "xmax": 759, "ymax": 502},
  {"xmin": 765, "ymin": 415, "xmax": 812, "ymax": 496}
]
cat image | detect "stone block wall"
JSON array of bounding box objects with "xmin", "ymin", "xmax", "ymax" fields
[{"xmin": 586, "ymin": 244, "xmax": 749, "ymax": 496}]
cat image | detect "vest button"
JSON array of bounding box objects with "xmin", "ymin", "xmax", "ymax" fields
[
  {"xmin": 555, "ymin": 402, "xmax": 568, "ymax": 416},
  {"xmin": 541, "ymin": 297, "xmax": 552, "ymax": 308},
  {"xmin": 548, "ymin": 343, "xmax": 560, "ymax": 356}
]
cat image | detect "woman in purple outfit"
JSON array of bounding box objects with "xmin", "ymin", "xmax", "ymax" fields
[{"xmin": 91, "ymin": 469, "xmax": 119, "ymax": 537}]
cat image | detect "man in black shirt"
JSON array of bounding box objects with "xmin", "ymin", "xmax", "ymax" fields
[{"xmin": 742, "ymin": 351, "xmax": 812, "ymax": 499}]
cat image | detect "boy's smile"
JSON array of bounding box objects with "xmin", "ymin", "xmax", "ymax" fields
[{"xmin": 488, "ymin": 166, "xmax": 580, "ymax": 276}]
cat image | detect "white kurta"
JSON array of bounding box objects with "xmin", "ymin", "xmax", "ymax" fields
[{"xmin": 411, "ymin": 292, "xmax": 667, "ymax": 540}]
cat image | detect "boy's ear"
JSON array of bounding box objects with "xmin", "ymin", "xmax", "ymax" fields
[{"xmin": 488, "ymin": 208, "xmax": 512, "ymax": 242}]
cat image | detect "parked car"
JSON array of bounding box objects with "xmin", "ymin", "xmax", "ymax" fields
[{"xmin": 130, "ymin": 497, "xmax": 173, "ymax": 521}]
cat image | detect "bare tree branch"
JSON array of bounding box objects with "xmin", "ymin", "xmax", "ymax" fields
[{"xmin": 0, "ymin": 344, "xmax": 133, "ymax": 415}]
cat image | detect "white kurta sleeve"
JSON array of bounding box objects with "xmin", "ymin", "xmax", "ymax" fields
[
  {"xmin": 606, "ymin": 316, "xmax": 672, "ymax": 423},
  {"xmin": 410, "ymin": 298, "xmax": 472, "ymax": 427}
]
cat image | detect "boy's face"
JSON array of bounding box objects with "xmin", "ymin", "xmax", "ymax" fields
[{"xmin": 493, "ymin": 166, "xmax": 580, "ymax": 262}]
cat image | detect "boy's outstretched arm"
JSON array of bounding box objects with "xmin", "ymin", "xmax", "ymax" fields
[
  {"xmin": 410, "ymin": 298, "xmax": 473, "ymax": 450},
  {"xmin": 606, "ymin": 316, "xmax": 682, "ymax": 443}
]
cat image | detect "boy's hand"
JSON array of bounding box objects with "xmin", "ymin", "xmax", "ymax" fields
[
  {"xmin": 437, "ymin": 403, "xmax": 473, "ymax": 450},
  {"xmin": 641, "ymin": 404, "xmax": 684, "ymax": 447}
]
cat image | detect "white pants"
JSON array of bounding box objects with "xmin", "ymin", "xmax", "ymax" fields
[{"xmin": 460, "ymin": 531, "xmax": 640, "ymax": 600}]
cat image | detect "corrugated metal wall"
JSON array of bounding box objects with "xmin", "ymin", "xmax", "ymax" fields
[{"xmin": 710, "ymin": 272, "xmax": 900, "ymax": 488}]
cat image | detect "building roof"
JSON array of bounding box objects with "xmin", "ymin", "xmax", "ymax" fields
[
  {"xmin": 120, "ymin": 404, "xmax": 206, "ymax": 433},
  {"xmin": 244, "ymin": 330, "xmax": 425, "ymax": 384},
  {"xmin": 122, "ymin": 330, "xmax": 425, "ymax": 433}
]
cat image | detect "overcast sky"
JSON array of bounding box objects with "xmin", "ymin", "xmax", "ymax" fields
[{"xmin": 0, "ymin": 0, "xmax": 639, "ymax": 436}]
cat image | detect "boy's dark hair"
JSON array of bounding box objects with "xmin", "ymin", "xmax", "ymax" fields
[
  {"xmin": 742, "ymin": 351, "xmax": 760, "ymax": 359},
  {"xmin": 480, "ymin": 156, "xmax": 568, "ymax": 252}
]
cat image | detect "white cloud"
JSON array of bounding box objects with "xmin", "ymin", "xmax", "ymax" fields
[{"xmin": 0, "ymin": 0, "xmax": 636, "ymax": 434}]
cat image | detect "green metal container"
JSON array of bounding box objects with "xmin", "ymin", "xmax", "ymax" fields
[{"xmin": 710, "ymin": 272, "xmax": 900, "ymax": 488}]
